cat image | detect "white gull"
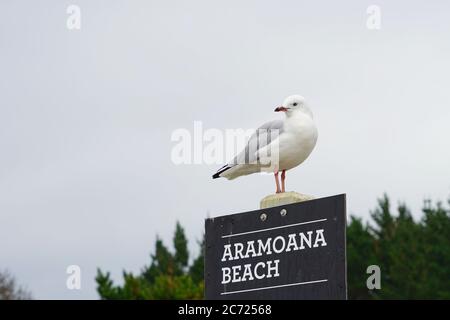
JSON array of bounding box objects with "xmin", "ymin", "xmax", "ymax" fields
[{"xmin": 212, "ymin": 95, "xmax": 318, "ymax": 193}]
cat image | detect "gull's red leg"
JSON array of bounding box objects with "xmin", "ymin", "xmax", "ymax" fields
[
  {"xmin": 281, "ymin": 170, "xmax": 286, "ymax": 193},
  {"xmin": 274, "ymin": 171, "xmax": 281, "ymax": 193}
]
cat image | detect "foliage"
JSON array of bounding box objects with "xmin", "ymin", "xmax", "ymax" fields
[
  {"xmin": 347, "ymin": 194, "xmax": 450, "ymax": 299},
  {"xmin": 0, "ymin": 270, "xmax": 32, "ymax": 300},
  {"xmin": 96, "ymin": 222, "xmax": 203, "ymax": 299}
]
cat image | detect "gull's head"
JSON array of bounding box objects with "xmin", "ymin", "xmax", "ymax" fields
[{"xmin": 275, "ymin": 95, "xmax": 313, "ymax": 118}]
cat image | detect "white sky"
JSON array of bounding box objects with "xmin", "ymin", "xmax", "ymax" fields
[{"xmin": 1, "ymin": 0, "xmax": 450, "ymax": 299}]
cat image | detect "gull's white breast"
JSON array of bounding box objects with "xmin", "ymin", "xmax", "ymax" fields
[{"xmin": 277, "ymin": 114, "xmax": 318, "ymax": 171}]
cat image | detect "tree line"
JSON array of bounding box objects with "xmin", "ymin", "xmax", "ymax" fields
[{"xmin": 96, "ymin": 194, "xmax": 450, "ymax": 299}]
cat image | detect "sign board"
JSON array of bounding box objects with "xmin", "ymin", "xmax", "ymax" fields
[{"xmin": 205, "ymin": 194, "xmax": 347, "ymax": 299}]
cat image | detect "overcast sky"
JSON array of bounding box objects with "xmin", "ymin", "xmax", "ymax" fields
[{"xmin": 1, "ymin": 0, "xmax": 450, "ymax": 299}]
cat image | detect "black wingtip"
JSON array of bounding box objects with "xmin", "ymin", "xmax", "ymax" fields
[
  {"xmin": 212, "ymin": 165, "xmax": 232, "ymax": 179},
  {"xmin": 212, "ymin": 172, "xmax": 221, "ymax": 179}
]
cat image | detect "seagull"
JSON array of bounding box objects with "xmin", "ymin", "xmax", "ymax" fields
[{"xmin": 212, "ymin": 95, "xmax": 318, "ymax": 193}]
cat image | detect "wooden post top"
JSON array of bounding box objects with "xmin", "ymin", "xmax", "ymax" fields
[{"xmin": 260, "ymin": 191, "xmax": 315, "ymax": 209}]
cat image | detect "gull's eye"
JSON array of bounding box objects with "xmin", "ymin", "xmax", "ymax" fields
[{"xmin": 293, "ymin": 103, "xmax": 298, "ymax": 106}]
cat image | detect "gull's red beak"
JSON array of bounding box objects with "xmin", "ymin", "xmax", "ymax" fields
[{"xmin": 274, "ymin": 106, "xmax": 288, "ymax": 112}]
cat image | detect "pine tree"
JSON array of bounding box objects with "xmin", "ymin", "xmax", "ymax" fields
[
  {"xmin": 173, "ymin": 222, "xmax": 189, "ymax": 275},
  {"xmin": 189, "ymin": 236, "xmax": 205, "ymax": 284},
  {"xmin": 420, "ymin": 201, "xmax": 450, "ymax": 298},
  {"xmin": 96, "ymin": 221, "xmax": 204, "ymax": 300},
  {"xmin": 143, "ymin": 238, "xmax": 174, "ymax": 282},
  {"xmin": 346, "ymin": 216, "xmax": 376, "ymax": 299}
]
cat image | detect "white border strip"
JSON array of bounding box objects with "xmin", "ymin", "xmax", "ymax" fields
[
  {"xmin": 220, "ymin": 279, "xmax": 328, "ymax": 295},
  {"xmin": 221, "ymin": 218, "xmax": 327, "ymax": 239}
]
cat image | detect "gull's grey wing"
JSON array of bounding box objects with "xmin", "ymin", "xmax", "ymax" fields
[
  {"xmin": 212, "ymin": 120, "xmax": 284, "ymax": 179},
  {"xmin": 232, "ymin": 119, "xmax": 284, "ymax": 165}
]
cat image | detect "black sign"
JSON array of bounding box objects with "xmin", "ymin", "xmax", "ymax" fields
[{"xmin": 205, "ymin": 194, "xmax": 347, "ymax": 300}]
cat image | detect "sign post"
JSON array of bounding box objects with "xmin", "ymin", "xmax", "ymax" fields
[{"xmin": 205, "ymin": 194, "xmax": 347, "ymax": 300}]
